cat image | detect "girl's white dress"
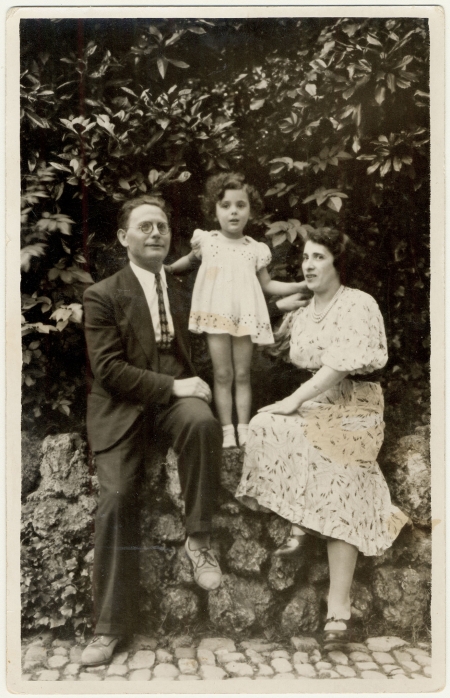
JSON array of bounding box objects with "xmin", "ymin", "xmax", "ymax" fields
[
  {"xmin": 236, "ymin": 287, "xmax": 409, "ymax": 556},
  {"xmin": 188, "ymin": 229, "xmax": 274, "ymax": 345}
]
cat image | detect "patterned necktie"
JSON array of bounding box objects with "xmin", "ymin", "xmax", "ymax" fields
[{"xmin": 154, "ymin": 272, "xmax": 172, "ymax": 350}]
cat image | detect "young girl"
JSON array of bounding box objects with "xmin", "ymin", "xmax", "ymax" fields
[{"xmin": 166, "ymin": 173, "xmax": 307, "ymax": 448}]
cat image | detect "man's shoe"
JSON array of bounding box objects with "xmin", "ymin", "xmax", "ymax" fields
[
  {"xmin": 185, "ymin": 539, "xmax": 222, "ymax": 591},
  {"xmin": 80, "ymin": 634, "xmax": 122, "ymax": 666}
]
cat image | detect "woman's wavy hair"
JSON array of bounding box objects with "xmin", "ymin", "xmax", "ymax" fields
[
  {"xmin": 201, "ymin": 172, "xmax": 263, "ymax": 223},
  {"xmin": 305, "ymin": 227, "xmax": 361, "ymax": 285},
  {"xmin": 118, "ymin": 195, "xmax": 172, "ymax": 230}
]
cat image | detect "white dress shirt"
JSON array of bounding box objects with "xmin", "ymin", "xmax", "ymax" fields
[{"xmin": 129, "ymin": 262, "xmax": 175, "ymax": 343}]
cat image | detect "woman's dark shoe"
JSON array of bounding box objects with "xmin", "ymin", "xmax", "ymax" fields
[
  {"xmin": 323, "ymin": 617, "xmax": 352, "ymax": 642},
  {"xmin": 273, "ymin": 530, "xmax": 307, "ymax": 557}
]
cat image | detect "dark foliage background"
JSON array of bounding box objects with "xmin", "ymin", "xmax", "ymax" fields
[{"xmin": 20, "ymin": 17, "xmax": 430, "ymax": 442}]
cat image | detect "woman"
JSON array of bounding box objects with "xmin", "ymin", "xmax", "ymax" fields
[{"xmin": 236, "ymin": 227, "xmax": 409, "ymax": 640}]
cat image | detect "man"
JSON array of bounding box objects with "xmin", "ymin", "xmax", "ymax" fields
[{"xmin": 81, "ymin": 195, "xmax": 223, "ymax": 666}]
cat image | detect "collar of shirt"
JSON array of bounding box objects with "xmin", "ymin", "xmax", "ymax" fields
[
  {"xmin": 129, "ymin": 261, "xmax": 174, "ymax": 341},
  {"xmin": 129, "ymin": 261, "xmax": 168, "ymax": 290}
]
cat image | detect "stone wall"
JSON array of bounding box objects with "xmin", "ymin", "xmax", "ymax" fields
[{"xmin": 21, "ymin": 428, "xmax": 431, "ymax": 639}]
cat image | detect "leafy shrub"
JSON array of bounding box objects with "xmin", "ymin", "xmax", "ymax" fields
[{"xmin": 20, "ymin": 17, "xmax": 429, "ymax": 437}]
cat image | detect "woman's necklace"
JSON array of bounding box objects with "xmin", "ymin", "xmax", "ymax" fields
[{"xmin": 311, "ymin": 285, "xmax": 344, "ymax": 323}]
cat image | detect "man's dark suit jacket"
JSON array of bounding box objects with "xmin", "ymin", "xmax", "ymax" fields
[{"xmin": 83, "ymin": 263, "xmax": 196, "ymax": 453}]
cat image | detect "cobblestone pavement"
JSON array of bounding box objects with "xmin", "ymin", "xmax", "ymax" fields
[{"xmin": 22, "ymin": 632, "xmax": 432, "ymax": 683}]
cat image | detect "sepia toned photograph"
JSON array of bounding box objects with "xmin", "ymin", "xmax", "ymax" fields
[{"xmin": 7, "ymin": 3, "xmax": 445, "ymax": 693}]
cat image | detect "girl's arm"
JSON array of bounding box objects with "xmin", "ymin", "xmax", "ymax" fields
[
  {"xmin": 257, "ymin": 267, "xmax": 309, "ymax": 297},
  {"xmin": 258, "ymin": 365, "xmax": 348, "ymax": 415},
  {"xmin": 165, "ymin": 250, "xmax": 198, "ymax": 274}
]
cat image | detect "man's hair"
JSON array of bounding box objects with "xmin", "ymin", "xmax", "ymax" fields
[
  {"xmin": 118, "ymin": 195, "xmax": 172, "ymax": 230},
  {"xmin": 201, "ymin": 172, "xmax": 263, "ymax": 222},
  {"xmin": 305, "ymin": 227, "xmax": 361, "ymax": 285}
]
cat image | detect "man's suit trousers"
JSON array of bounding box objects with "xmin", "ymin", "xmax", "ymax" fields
[{"xmin": 92, "ymin": 396, "xmax": 222, "ymax": 636}]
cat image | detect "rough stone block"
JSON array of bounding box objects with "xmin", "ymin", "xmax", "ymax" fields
[
  {"xmin": 174, "ymin": 646, "xmax": 196, "ymax": 659},
  {"xmin": 37, "ymin": 669, "xmax": 60, "ymax": 681},
  {"xmin": 177, "ymin": 658, "xmax": 198, "ymax": 674},
  {"xmin": 129, "ymin": 668, "xmax": 151, "ymax": 680},
  {"xmin": 208, "ymin": 574, "xmax": 273, "ymax": 635},
  {"xmin": 48, "ymin": 654, "xmax": 69, "ymax": 668},
  {"xmin": 153, "ymin": 663, "xmax": 179, "ymax": 679},
  {"xmin": 106, "ymin": 664, "xmax": 128, "ymax": 676},
  {"xmin": 291, "ymin": 636, "xmax": 320, "ymax": 652},
  {"xmin": 197, "ymin": 648, "xmax": 215, "ymax": 665},
  {"xmin": 360, "ymin": 670, "xmax": 388, "ymax": 679},
  {"xmin": 224, "ymin": 661, "xmax": 254, "ymax": 677},
  {"xmin": 327, "ymin": 650, "xmax": 348, "ymax": 665},
  {"xmin": 386, "ymin": 427, "xmax": 430, "ymax": 525},
  {"xmin": 227, "ymin": 536, "xmax": 268, "ymax": 576},
  {"xmin": 372, "ymin": 651, "xmax": 394, "ymax": 664},
  {"xmin": 128, "ymin": 650, "xmax": 156, "ymax": 670},
  {"xmin": 156, "ymin": 649, "xmax": 173, "ymax": 663},
  {"xmin": 281, "ymin": 586, "xmax": 320, "ymax": 635},
  {"xmin": 199, "ymin": 665, "xmax": 227, "ymax": 680},
  {"xmin": 293, "ymin": 651, "xmax": 309, "ymax": 664},
  {"xmin": 111, "ymin": 651, "xmax": 129, "ymax": 665},
  {"xmin": 335, "ymin": 665, "xmax": 356, "ymax": 677},
  {"xmin": 295, "ymin": 663, "xmax": 317, "ymax": 678},
  {"xmin": 198, "ymin": 637, "xmax": 235, "ymax": 653},
  {"xmin": 257, "ymin": 663, "xmax": 274, "ymax": 676},
  {"xmin": 160, "ymin": 587, "xmax": 199, "ymax": 628},
  {"xmin": 271, "ymin": 657, "xmax": 293, "ymax": 673}
]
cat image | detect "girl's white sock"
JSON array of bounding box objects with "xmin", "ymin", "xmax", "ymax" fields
[
  {"xmin": 237, "ymin": 424, "xmax": 249, "ymax": 447},
  {"xmin": 222, "ymin": 424, "xmax": 237, "ymax": 448}
]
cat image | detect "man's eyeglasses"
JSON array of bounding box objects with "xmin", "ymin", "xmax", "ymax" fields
[{"xmin": 131, "ymin": 221, "xmax": 170, "ymax": 236}]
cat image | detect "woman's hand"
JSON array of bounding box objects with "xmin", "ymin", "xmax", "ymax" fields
[{"xmin": 258, "ymin": 394, "xmax": 301, "ymax": 415}]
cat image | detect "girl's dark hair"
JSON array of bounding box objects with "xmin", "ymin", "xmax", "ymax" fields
[
  {"xmin": 305, "ymin": 227, "xmax": 361, "ymax": 285},
  {"xmin": 201, "ymin": 172, "xmax": 263, "ymax": 222},
  {"xmin": 118, "ymin": 195, "xmax": 172, "ymax": 230}
]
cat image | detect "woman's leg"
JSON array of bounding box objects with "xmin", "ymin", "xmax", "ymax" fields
[
  {"xmin": 207, "ymin": 333, "xmax": 234, "ymax": 426},
  {"xmin": 231, "ymin": 335, "xmax": 254, "ymax": 425},
  {"xmin": 326, "ymin": 539, "xmax": 358, "ymax": 623}
]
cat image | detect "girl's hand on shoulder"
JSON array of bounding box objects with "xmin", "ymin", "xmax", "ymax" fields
[
  {"xmin": 294, "ymin": 280, "xmax": 312, "ymax": 296},
  {"xmin": 276, "ymin": 293, "xmax": 310, "ymax": 313},
  {"xmin": 257, "ymin": 394, "xmax": 301, "ymax": 415}
]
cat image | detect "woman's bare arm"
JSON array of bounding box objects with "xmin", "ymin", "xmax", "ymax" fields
[{"xmin": 258, "ymin": 365, "xmax": 349, "ymax": 415}]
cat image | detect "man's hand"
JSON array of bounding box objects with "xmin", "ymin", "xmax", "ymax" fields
[
  {"xmin": 172, "ymin": 377, "xmax": 212, "ymax": 403},
  {"xmin": 276, "ymin": 292, "xmax": 311, "ymax": 313}
]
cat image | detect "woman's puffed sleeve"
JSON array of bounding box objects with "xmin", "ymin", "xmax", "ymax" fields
[
  {"xmin": 321, "ymin": 291, "xmax": 388, "ymax": 373},
  {"xmin": 190, "ymin": 228, "xmax": 209, "ymax": 259},
  {"xmin": 256, "ymin": 241, "xmax": 272, "ymax": 271}
]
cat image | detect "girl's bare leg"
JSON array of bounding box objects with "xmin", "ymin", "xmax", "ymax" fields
[
  {"xmin": 231, "ymin": 335, "xmax": 254, "ymax": 425},
  {"xmin": 325, "ymin": 539, "xmax": 358, "ymax": 627},
  {"xmin": 207, "ymin": 333, "xmax": 234, "ymax": 426}
]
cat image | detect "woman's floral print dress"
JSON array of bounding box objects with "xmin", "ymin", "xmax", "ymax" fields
[{"xmin": 236, "ymin": 287, "xmax": 409, "ymax": 556}]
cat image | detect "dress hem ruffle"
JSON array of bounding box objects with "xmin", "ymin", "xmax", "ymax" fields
[{"xmin": 235, "ymin": 489, "xmax": 409, "ymax": 557}]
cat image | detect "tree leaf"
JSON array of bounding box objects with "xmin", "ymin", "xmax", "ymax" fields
[
  {"xmin": 380, "ymin": 158, "xmax": 392, "ymax": 177},
  {"xmin": 250, "ymin": 98, "xmax": 265, "ymax": 111},
  {"xmin": 367, "ymin": 33, "xmax": 382, "ymax": 46},
  {"xmin": 327, "ymin": 196, "xmax": 343, "ymax": 212},
  {"xmin": 305, "ymin": 83, "xmax": 317, "ymax": 96},
  {"xmin": 367, "ymin": 161, "xmax": 381, "ymax": 175},
  {"xmin": 167, "ymin": 59, "xmax": 189, "ymax": 69},
  {"xmin": 375, "ymin": 85, "xmax": 386, "ymax": 105},
  {"xmin": 119, "ymin": 178, "xmax": 131, "ymax": 190},
  {"xmin": 157, "ymin": 57, "xmax": 169, "ymax": 79}
]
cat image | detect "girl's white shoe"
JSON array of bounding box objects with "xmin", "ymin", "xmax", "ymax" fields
[
  {"xmin": 237, "ymin": 424, "xmax": 249, "ymax": 447},
  {"xmin": 222, "ymin": 425, "xmax": 237, "ymax": 448}
]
